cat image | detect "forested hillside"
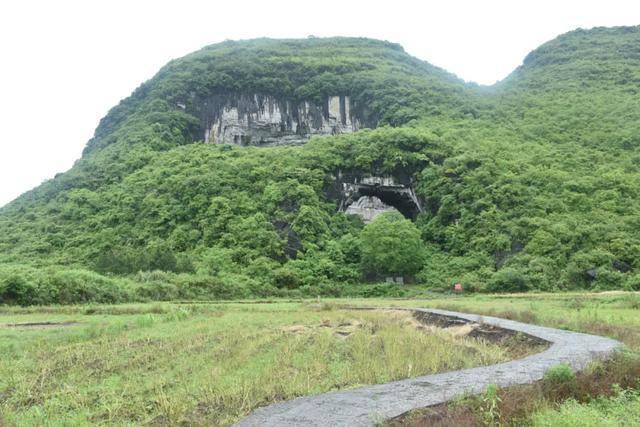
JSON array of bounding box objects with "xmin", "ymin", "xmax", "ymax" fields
[{"xmin": 2, "ymin": 27, "xmax": 640, "ymax": 304}]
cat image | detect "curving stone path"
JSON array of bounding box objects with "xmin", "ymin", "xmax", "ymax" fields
[{"xmin": 236, "ymin": 307, "xmax": 623, "ymax": 427}]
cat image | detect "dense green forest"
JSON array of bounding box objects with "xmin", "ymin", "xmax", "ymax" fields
[{"xmin": 2, "ymin": 27, "xmax": 640, "ymax": 304}]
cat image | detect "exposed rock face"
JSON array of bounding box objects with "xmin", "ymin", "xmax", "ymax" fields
[
  {"xmin": 345, "ymin": 196, "xmax": 399, "ymax": 223},
  {"xmin": 200, "ymin": 94, "xmax": 362, "ymax": 146}
]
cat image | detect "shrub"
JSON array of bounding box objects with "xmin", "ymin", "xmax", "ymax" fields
[
  {"xmin": 195, "ymin": 247, "xmax": 236, "ymax": 276},
  {"xmin": 0, "ymin": 267, "xmax": 39, "ymax": 305},
  {"xmin": 47, "ymin": 270, "xmax": 131, "ymax": 304},
  {"xmin": 1, "ymin": 266, "xmax": 133, "ymax": 306},
  {"xmin": 274, "ymin": 266, "xmax": 302, "ymax": 289},
  {"xmin": 593, "ymin": 269, "xmax": 625, "ymax": 290},
  {"xmin": 298, "ymin": 280, "xmax": 342, "ymax": 297},
  {"xmin": 486, "ymin": 268, "xmax": 531, "ymax": 293},
  {"xmin": 543, "ymin": 363, "xmax": 577, "ymax": 400},
  {"xmin": 172, "ymin": 273, "xmax": 252, "ymax": 300},
  {"xmin": 624, "ymin": 274, "xmax": 640, "ymax": 291},
  {"xmin": 133, "ymin": 280, "xmax": 178, "ymax": 301}
]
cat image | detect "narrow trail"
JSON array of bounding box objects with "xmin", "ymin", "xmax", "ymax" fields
[{"xmin": 235, "ymin": 307, "xmax": 622, "ymax": 427}]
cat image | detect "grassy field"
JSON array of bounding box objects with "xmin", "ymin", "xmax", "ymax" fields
[
  {"xmin": 0, "ymin": 302, "xmax": 514, "ymax": 426},
  {"xmin": 1, "ymin": 293, "xmax": 639, "ymax": 426}
]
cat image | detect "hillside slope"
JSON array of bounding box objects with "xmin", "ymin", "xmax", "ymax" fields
[
  {"xmin": 2, "ymin": 28, "xmax": 640, "ymax": 303},
  {"xmin": 493, "ymin": 26, "xmax": 640, "ymax": 148},
  {"xmin": 411, "ymin": 25, "xmax": 640, "ymax": 291},
  {"xmin": 2, "ymin": 38, "xmax": 478, "ymax": 213}
]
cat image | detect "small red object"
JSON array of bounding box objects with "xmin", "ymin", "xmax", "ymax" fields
[{"xmin": 454, "ymin": 283, "xmax": 463, "ymax": 292}]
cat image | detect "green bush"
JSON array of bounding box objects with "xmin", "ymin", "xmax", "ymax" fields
[
  {"xmin": 47, "ymin": 270, "xmax": 131, "ymax": 304},
  {"xmin": 543, "ymin": 363, "xmax": 577, "ymax": 400},
  {"xmin": 486, "ymin": 268, "xmax": 531, "ymax": 293},
  {"xmin": 624, "ymin": 274, "xmax": 640, "ymax": 291},
  {"xmin": 133, "ymin": 280, "xmax": 179, "ymax": 301},
  {"xmin": 544, "ymin": 363, "xmax": 576, "ymax": 384},
  {"xmin": 0, "ymin": 267, "xmax": 39, "ymax": 305},
  {"xmin": 0, "ymin": 265, "xmax": 134, "ymax": 306}
]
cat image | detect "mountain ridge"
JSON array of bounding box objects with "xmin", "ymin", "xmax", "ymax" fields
[{"xmin": 2, "ymin": 25, "xmax": 640, "ymax": 303}]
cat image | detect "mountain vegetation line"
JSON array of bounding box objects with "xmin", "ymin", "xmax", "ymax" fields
[{"xmin": 2, "ymin": 27, "xmax": 640, "ymax": 304}]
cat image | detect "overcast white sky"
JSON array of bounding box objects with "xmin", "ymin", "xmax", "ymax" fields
[{"xmin": 1, "ymin": 0, "xmax": 639, "ymax": 208}]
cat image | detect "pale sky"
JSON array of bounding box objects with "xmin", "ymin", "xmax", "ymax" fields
[{"xmin": 1, "ymin": 0, "xmax": 639, "ymax": 208}]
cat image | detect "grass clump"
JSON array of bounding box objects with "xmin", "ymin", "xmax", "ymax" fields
[
  {"xmin": 480, "ymin": 384, "xmax": 502, "ymax": 426},
  {"xmin": 543, "ymin": 364, "xmax": 578, "ymax": 401}
]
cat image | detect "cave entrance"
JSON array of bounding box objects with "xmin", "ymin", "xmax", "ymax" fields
[
  {"xmin": 340, "ymin": 177, "xmax": 422, "ymax": 222},
  {"xmin": 354, "ymin": 186, "xmax": 421, "ymax": 219}
]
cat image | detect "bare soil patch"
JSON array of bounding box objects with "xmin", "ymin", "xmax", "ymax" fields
[
  {"xmin": 3, "ymin": 321, "xmax": 80, "ymax": 329},
  {"xmin": 412, "ymin": 309, "xmax": 548, "ymax": 355},
  {"xmin": 279, "ymin": 310, "xmax": 547, "ymax": 357}
]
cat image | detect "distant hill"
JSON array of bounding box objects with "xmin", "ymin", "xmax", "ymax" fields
[
  {"xmin": 2, "ymin": 28, "xmax": 640, "ymax": 304},
  {"xmin": 494, "ymin": 26, "xmax": 640, "ymax": 148}
]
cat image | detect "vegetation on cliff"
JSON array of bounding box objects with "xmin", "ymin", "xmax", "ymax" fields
[{"xmin": 2, "ymin": 28, "xmax": 640, "ymax": 303}]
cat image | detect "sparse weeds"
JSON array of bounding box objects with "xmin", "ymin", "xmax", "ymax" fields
[
  {"xmin": 303, "ymin": 300, "xmax": 338, "ymax": 311},
  {"xmin": 565, "ymin": 297, "xmax": 587, "ymax": 310},
  {"xmin": 84, "ymin": 303, "xmax": 170, "ymax": 316},
  {"xmin": 135, "ymin": 313, "xmax": 157, "ymax": 328},
  {"xmin": 162, "ymin": 307, "xmax": 190, "ymax": 322},
  {"xmin": 618, "ymin": 293, "xmax": 640, "ymax": 310},
  {"xmin": 480, "ymin": 384, "xmax": 502, "ymax": 426}
]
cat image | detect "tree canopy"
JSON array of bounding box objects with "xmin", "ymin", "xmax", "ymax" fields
[
  {"xmin": 360, "ymin": 212, "xmax": 424, "ymax": 278},
  {"xmin": 3, "ymin": 28, "xmax": 640, "ymax": 304}
]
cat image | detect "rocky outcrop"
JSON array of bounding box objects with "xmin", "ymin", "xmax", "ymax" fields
[
  {"xmin": 199, "ymin": 94, "xmax": 362, "ymax": 146},
  {"xmin": 345, "ymin": 196, "xmax": 399, "ymax": 223}
]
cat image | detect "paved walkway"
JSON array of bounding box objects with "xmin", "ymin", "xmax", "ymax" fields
[{"xmin": 236, "ymin": 307, "xmax": 622, "ymax": 427}]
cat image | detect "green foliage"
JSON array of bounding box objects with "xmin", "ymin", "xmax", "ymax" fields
[
  {"xmin": 360, "ymin": 212, "xmax": 425, "ymax": 279},
  {"xmin": 4, "ymin": 29, "xmax": 640, "ymax": 302},
  {"xmin": 481, "ymin": 384, "xmax": 502, "ymax": 426},
  {"xmin": 544, "ymin": 363, "xmax": 577, "ymax": 385},
  {"xmin": 486, "ymin": 267, "xmax": 530, "ymax": 293},
  {"xmin": 0, "ymin": 265, "xmax": 132, "ymax": 305}
]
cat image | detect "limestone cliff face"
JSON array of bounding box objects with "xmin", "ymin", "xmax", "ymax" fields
[
  {"xmin": 199, "ymin": 94, "xmax": 363, "ymax": 146},
  {"xmin": 345, "ymin": 196, "xmax": 399, "ymax": 223}
]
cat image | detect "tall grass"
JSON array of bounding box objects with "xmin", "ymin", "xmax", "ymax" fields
[{"xmin": 0, "ymin": 304, "xmax": 510, "ymax": 425}]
